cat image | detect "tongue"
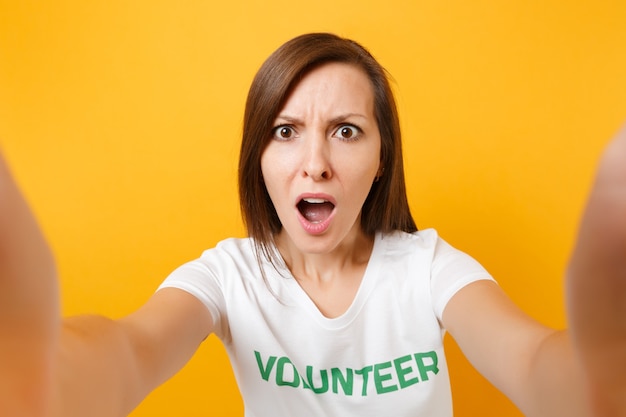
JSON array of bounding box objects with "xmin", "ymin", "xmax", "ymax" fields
[{"xmin": 300, "ymin": 202, "xmax": 334, "ymax": 223}]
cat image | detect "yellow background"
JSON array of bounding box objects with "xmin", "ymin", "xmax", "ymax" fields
[{"xmin": 1, "ymin": 1, "xmax": 625, "ymax": 415}]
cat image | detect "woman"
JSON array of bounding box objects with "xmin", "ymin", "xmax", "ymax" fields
[{"xmin": 1, "ymin": 33, "xmax": 625, "ymax": 417}]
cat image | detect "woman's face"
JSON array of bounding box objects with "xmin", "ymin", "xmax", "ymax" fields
[{"xmin": 260, "ymin": 62, "xmax": 382, "ymax": 255}]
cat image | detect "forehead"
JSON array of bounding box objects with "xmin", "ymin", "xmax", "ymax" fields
[{"xmin": 278, "ymin": 62, "xmax": 375, "ymax": 118}]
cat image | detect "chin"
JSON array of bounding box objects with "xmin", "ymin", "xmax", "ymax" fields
[
  {"xmin": 295, "ymin": 235, "xmax": 340, "ymax": 255},
  {"xmin": 285, "ymin": 225, "xmax": 361, "ymax": 257}
]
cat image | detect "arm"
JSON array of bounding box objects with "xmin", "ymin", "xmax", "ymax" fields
[
  {"xmin": 443, "ymin": 281, "xmax": 588, "ymax": 416},
  {"xmin": 443, "ymin": 126, "xmax": 626, "ymax": 416},
  {"xmin": 52, "ymin": 288, "xmax": 213, "ymax": 417},
  {"xmin": 0, "ymin": 151, "xmax": 214, "ymax": 417}
]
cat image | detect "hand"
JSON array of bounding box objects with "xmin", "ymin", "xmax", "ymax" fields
[
  {"xmin": 0, "ymin": 151, "xmax": 60, "ymax": 416},
  {"xmin": 567, "ymin": 125, "xmax": 626, "ymax": 416}
]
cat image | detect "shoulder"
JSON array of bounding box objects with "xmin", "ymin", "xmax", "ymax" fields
[
  {"xmin": 193, "ymin": 236, "xmax": 258, "ymax": 269},
  {"xmin": 379, "ymin": 228, "xmax": 440, "ymax": 250},
  {"xmin": 381, "ymin": 229, "xmax": 483, "ymax": 268},
  {"xmin": 207, "ymin": 236, "xmax": 256, "ymax": 258},
  {"xmin": 377, "ymin": 228, "xmax": 449, "ymax": 263},
  {"xmin": 160, "ymin": 236, "xmax": 260, "ymax": 290},
  {"xmin": 378, "ymin": 229, "xmax": 494, "ymax": 319}
]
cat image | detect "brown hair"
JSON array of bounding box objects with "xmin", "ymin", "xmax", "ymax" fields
[{"xmin": 238, "ymin": 33, "xmax": 417, "ymax": 262}]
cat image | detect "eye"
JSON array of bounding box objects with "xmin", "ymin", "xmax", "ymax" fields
[
  {"xmin": 272, "ymin": 125, "xmax": 296, "ymax": 140},
  {"xmin": 334, "ymin": 124, "xmax": 361, "ymax": 141}
]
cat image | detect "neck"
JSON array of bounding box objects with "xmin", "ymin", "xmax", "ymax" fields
[{"xmin": 274, "ymin": 226, "xmax": 375, "ymax": 284}]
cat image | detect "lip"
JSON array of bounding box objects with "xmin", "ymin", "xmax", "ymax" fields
[{"xmin": 295, "ymin": 193, "xmax": 337, "ymax": 235}]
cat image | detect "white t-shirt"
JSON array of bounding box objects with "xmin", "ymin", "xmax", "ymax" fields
[{"xmin": 159, "ymin": 228, "xmax": 494, "ymax": 417}]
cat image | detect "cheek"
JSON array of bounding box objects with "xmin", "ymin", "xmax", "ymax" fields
[
  {"xmin": 260, "ymin": 148, "xmax": 278, "ymax": 187},
  {"xmin": 339, "ymin": 166, "xmax": 378, "ymax": 207},
  {"xmin": 352, "ymin": 158, "xmax": 381, "ymax": 198},
  {"xmin": 261, "ymin": 143, "xmax": 299, "ymax": 182},
  {"xmin": 346, "ymin": 151, "xmax": 380, "ymax": 181},
  {"xmin": 260, "ymin": 142, "xmax": 287, "ymax": 177},
  {"xmin": 260, "ymin": 151, "xmax": 288, "ymax": 205}
]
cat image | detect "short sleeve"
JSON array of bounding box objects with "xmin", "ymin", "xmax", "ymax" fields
[
  {"xmin": 430, "ymin": 237, "xmax": 495, "ymax": 322},
  {"xmin": 157, "ymin": 256, "xmax": 228, "ymax": 339}
]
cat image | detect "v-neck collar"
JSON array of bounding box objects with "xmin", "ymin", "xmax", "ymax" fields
[{"xmin": 271, "ymin": 232, "xmax": 386, "ymax": 330}]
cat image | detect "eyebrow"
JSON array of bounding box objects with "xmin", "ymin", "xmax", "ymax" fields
[{"xmin": 273, "ymin": 113, "xmax": 369, "ymax": 125}]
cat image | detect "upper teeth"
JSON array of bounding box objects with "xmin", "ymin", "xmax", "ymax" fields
[{"xmin": 303, "ymin": 198, "xmax": 327, "ymax": 204}]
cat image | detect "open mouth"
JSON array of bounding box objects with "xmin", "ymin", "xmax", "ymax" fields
[{"xmin": 297, "ymin": 198, "xmax": 335, "ymax": 224}]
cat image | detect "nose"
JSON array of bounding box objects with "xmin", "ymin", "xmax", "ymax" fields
[{"xmin": 302, "ymin": 134, "xmax": 332, "ymax": 181}]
